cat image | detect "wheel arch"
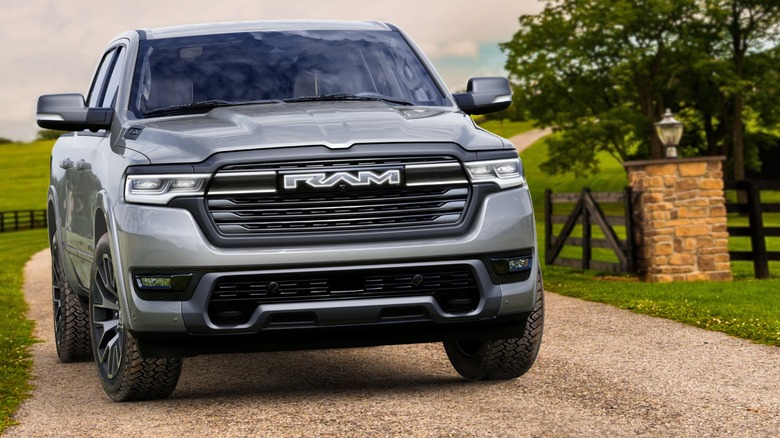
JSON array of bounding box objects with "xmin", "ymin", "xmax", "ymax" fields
[
  {"xmin": 47, "ymin": 201, "xmax": 57, "ymax": 244},
  {"xmin": 92, "ymin": 190, "xmax": 135, "ymax": 331},
  {"xmin": 93, "ymin": 190, "xmax": 113, "ymax": 247},
  {"xmin": 94, "ymin": 209, "xmax": 108, "ymax": 248},
  {"xmin": 47, "ymin": 187, "xmax": 59, "ymax": 244}
]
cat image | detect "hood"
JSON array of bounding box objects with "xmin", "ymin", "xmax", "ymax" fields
[{"xmin": 122, "ymin": 101, "xmax": 511, "ymax": 164}]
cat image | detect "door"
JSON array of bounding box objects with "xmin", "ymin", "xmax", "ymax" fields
[{"xmin": 60, "ymin": 45, "xmax": 126, "ymax": 289}]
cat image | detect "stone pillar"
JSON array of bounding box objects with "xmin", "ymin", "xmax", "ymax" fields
[{"xmin": 623, "ymin": 157, "xmax": 732, "ymax": 282}]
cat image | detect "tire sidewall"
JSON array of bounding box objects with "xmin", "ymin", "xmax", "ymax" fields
[
  {"xmin": 444, "ymin": 267, "xmax": 544, "ymax": 381},
  {"xmin": 51, "ymin": 233, "xmax": 92, "ymax": 362},
  {"xmin": 51, "ymin": 235, "xmax": 66, "ymax": 354},
  {"xmin": 444, "ymin": 339, "xmax": 492, "ymax": 380},
  {"xmin": 89, "ymin": 233, "xmax": 129, "ymax": 398}
]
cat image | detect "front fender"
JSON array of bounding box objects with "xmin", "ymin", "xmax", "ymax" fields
[{"xmin": 93, "ymin": 190, "xmax": 134, "ymax": 330}]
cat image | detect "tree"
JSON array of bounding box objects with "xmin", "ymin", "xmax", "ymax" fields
[
  {"xmin": 717, "ymin": 0, "xmax": 780, "ymax": 180},
  {"xmin": 501, "ymin": 0, "xmax": 699, "ymax": 175},
  {"xmin": 502, "ymin": 0, "xmax": 780, "ymax": 177},
  {"xmin": 35, "ymin": 129, "xmax": 62, "ymax": 141}
]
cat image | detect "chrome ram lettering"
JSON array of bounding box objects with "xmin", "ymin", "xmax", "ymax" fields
[{"xmin": 284, "ymin": 170, "xmax": 401, "ymax": 190}]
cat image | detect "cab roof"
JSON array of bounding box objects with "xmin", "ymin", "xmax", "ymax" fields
[{"xmin": 137, "ymin": 20, "xmax": 395, "ymax": 40}]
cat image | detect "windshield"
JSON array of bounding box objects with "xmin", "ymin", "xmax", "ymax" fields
[{"xmin": 129, "ymin": 29, "xmax": 448, "ymax": 118}]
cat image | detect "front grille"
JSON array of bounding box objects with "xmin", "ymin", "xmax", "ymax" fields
[
  {"xmin": 206, "ymin": 157, "xmax": 470, "ymax": 235},
  {"xmin": 208, "ymin": 186, "xmax": 468, "ymax": 234},
  {"xmin": 208, "ymin": 266, "xmax": 480, "ymax": 325}
]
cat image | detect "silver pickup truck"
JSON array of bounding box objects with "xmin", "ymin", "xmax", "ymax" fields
[{"xmin": 36, "ymin": 20, "xmax": 543, "ymax": 401}]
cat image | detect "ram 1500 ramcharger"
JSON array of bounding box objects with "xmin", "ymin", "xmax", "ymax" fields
[{"xmin": 37, "ymin": 20, "xmax": 543, "ymax": 401}]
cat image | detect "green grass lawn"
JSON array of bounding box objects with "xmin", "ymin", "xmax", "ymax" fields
[
  {"xmin": 519, "ymin": 137, "xmax": 628, "ymax": 213},
  {"xmin": 477, "ymin": 119, "xmax": 536, "ymax": 139},
  {"xmin": 0, "ymin": 139, "xmax": 52, "ymax": 432},
  {"xmin": 543, "ymin": 264, "xmax": 780, "ymax": 346},
  {"xmin": 0, "ymin": 140, "xmax": 52, "ymax": 211},
  {"xmin": 0, "ymin": 229, "xmax": 49, "ymax": 433}
]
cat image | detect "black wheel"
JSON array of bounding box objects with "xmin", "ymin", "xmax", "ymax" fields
[
  {"xmin": 444, "ymin": 267, "xmax": 544, "ymax": 380},
  {"xmin": 89, "ymin": 233, "xmax": 182, "ymax": 401},
  {"xmin": 51, "ymin": 234, "xmax": 92, "ymax": 362}
]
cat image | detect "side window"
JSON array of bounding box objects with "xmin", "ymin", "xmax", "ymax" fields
[
  {"xmin": 100, "ymin": 47, "xmax": 126, "ymax": 108},
  {"xmin": 87, "ymin": 49, "xmax": 116, "ymax": 108}
]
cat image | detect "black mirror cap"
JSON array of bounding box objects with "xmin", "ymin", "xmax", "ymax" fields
[
  {"xmin": 36, "ymin": 93, "xmax": 113, "ymax": 131},
  {"xmin": 453, "ymin": 77, "xmax": 512, "ymax": 115}
]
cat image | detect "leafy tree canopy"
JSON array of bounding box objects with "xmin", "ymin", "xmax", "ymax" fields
[
  {"xmin": 35, "ymin": 129, "xmax": 62, "ymax": 141},
  {"xmin": 502, "ymin": 0, "xmax": 780, "ymax": 178}
]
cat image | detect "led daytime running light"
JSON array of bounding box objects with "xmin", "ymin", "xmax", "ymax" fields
[
  {"xmin": 464, "ymin": 159, "xmax": 524, "ymax": 189},
  {"xmin": 125, "ymin": 174, "xmax": 211, "ymax": 204}
]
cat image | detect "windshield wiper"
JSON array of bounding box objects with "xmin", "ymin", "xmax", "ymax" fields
[
  {"xmin": 144, "ymin": 99, "xmax": 283, "ymax": 117},
  {"xmin": 283, "ymin": 93, "xmax": 414, "ymax": 106}
]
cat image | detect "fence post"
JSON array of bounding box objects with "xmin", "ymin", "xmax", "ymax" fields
[
  {"xmin": 544, "ymin": 189, "xmax": 552, "ymax": 265},
  {"xmin": 0, "ymin": 212, "xmax": 4, "ymax": 232},
  {"xmin": 623, "ymin": 187, "xmax": 635, "ymax": 273},
  {"xmin": 582, "ymin": 189, "xmax": 591, "ymax": 270},
  {"xmin": 745, "ymin": 181, "xmax": 769, "ymax": 279},
  {"xmin": 14, "ymin": 211, "xmax": 19, "ymax": 231}
]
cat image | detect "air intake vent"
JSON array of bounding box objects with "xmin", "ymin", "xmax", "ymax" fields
[{"xmin": 208, "ymin": 266, "xmax": 479, "ymax": 325}]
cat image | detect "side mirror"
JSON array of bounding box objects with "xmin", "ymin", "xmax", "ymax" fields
[
  {"xmin": 36, "ymin": 93, "xmax": 113, "ymax": 132},
  {"xmin": 453, "ymin": 77, "xmax": 512, "ymax": 115}
]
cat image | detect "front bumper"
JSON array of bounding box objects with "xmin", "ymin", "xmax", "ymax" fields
[{"xmin": 110, "ymin": 185, "xmax": 538, "ymax": 353}]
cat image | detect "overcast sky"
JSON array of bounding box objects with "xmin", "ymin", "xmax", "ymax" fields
[{"xmin": 1, "ymin": 0, "xmax": 544, "ymax": 141}]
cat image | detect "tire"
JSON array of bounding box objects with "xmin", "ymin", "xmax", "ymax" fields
[
  {"xmin": 444, "ymin": 267, "xmax": 544, "ymax": 380},
  {"xmin": 89, "ymin": 233, "xmax": 182, "ymax": 401},
  {"xmin": 51, "ymin": 234, "xmax": 92, "ymax": 362}
]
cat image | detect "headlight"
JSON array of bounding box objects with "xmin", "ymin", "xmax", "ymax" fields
[
  {"xmin": 125, "ymin": 174, "xmax": 211, "ymax": 205},
  {"xmin": 464, "ymin": 158, "xmax": 525, "ymax": 189}
]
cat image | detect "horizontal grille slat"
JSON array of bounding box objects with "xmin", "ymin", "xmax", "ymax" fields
[
  {"xmin": 209, "ymin": 188, "xmax": 469, "ymax": 209},
  {"xmin": 217, "ymin": 212, "xmax": 457, "ymax": 227},
  {"xmin": 211, "ymin": 201, "xmax": 466, "ymax": 222},
  {"xmin": 207, "ymin": 157, "xmax": 471, "ymax": 235}
]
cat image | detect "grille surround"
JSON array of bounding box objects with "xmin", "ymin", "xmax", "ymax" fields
[{"xmin": 206, "ymin": 157, "xmax": 471, "ymax": 235}]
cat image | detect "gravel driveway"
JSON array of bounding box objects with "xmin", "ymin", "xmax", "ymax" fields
[{"xmin": 6, "ymin": 246, "xmax": 779, "ymax": 437}]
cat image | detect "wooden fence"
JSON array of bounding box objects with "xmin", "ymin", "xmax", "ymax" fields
[
  {"xmin": 725, "ymin": 179, "xmax": 780, "ymax": 279},
  {"xmin": 0, "ymin": 210, "xmax": 47, "ymax": 232},
  {"xmin": 544, "ymin": 188, "xmax": 635, "ymax": 273}
]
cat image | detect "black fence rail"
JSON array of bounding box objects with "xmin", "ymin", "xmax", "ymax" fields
[
  {"xmin": 0, "ymin": 210, "xmax": 47, "ymax": 232},
  {"xmin": 545, "ymin": 188, "xmax": 635, "ymax": 273},
  {"xmin": 725, "ymin": 179, "xmax": 780, "ymax": 279}
]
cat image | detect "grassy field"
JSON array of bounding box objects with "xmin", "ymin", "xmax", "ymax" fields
[
  {"xmin": 543, "ymin": 264, "xmax": 780, "ymax": 346},
  {"xmin": 0, "ymin": 140, "xmax": 52, "ymax": 211},
  {"xmin": 477, "ymin": 119, "xmax": 536, "ymax": 139},
  {"xmin": 0, "ymin": 139, "xmax": 52, "ymax": 432},
  {"xmin": 0, "ymin": 229, "xmax": 49, "ymax": 433},
  {"xmin": 519, "ymin": 138, "xmax": 628, "ymax": 213}
]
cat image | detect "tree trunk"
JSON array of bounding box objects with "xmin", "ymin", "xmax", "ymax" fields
[
  {"xmin": 732, "ymin": 93, "xmax": 745, "ymax": 181},
  {"xmin": 637, "ymin": 76, "xmax": 663, "ymax": 159},
  {"xmin": 704, "ymin": 116, "xmax": 719, "ymax": 156},
  {"xmin": 729, "ymin": 1, "xmax": 746, "ymax": 203}
]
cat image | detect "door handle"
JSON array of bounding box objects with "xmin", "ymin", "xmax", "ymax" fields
[
  {"xmin": 75, "ymin": 160, "xmax": 92, "ymax": 171},
  {"xmin": 59, "ymin": 158, "xmax": 74, "ymax": 170}
]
